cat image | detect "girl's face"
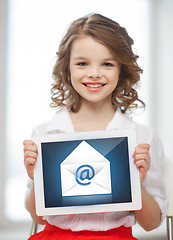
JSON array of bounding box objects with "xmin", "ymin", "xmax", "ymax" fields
[{"xmin": 69, "ymin": 35, "xmax": 120, "ymax": 106}]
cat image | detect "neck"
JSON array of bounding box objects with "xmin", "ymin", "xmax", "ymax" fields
[
  {"xmin": 70, "ymin": 99, "xmax": 116, "ymax": 132},
  {"xmin": 80, "ymin": 100, "xmax": 115, "ymax": 116}
]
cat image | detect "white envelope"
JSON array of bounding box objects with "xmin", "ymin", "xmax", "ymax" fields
[{"xmin": 60, "ymin": 141, "xmax": 112, "ymax": 196}]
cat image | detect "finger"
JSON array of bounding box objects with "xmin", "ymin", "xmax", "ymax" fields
[
  {"xmin": 134, "ymin": 153, "xmax": 150, "ymax": 164},
  {"xmin": 24, "ymin": 156, "xmax": 36, "ymax": 167},
  {"xmin": 139, "ymin": 167, "xmax": 147, "ymax": 182},
  {"xmin": 135, "ymin": 159, "xmax": 150, "ymax": 182},
  {"xmin": 23, "ymin": 140, "xmax": 38, "ymax": 153},
  {"xmin": 133, "ymin": 150, "xmax": 149, "ymax": 159},
  {"xmin": 134, "ymin": 145, "xmax": 150, "ymax": 155},
  {"xmin": 23, "ymin": 140, "xmax": 36, "ymax": 146},
  {"xmin": 134, "ymin": 156, "xmax": 150, "ymax": 171},
  {"xmin": 135, "ymin": 144, "xmax": 150, "ymax": 151},
  {"xmin": 24, "ymin": 144, "xmax": 38, "ymax": 154},
  {"xmin": 24, "ymin": 150, "xmax": 38, "ymax": 160},
  {"xmin": 135, "ymin": 159, "xmax": 149, "ymax": 170}
]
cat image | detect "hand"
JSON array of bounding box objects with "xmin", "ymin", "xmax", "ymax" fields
[
  {"xmin": 23, "ymin": 140, "xmax": 38, "ymax": 180},
  {"xmin": 133, "ymin": 144, "xmax": 150, "ymax": 182}
]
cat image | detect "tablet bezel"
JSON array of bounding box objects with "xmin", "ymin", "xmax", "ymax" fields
[{"xmin": 33, "ymin": 129, "xmax": 141, "ymax": 216}]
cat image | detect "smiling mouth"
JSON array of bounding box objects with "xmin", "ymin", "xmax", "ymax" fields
[{"xmin": 82, "ymin": 82, "xmax": 106, "ymax": 88}]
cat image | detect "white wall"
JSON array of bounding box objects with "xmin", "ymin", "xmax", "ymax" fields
[
  {"xmin": 150, "ymin": 0, "xmax": 173, "ymax": 161},
  {"xmin": 0, "ymin": 0, "xmax": 8, "ymax": 228},
  {"xmin": 0, "ymin": 0, "xmax": 30, "ymax": 233}
]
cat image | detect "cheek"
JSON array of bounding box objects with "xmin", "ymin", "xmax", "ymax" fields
[
  {"xmin": 70, "ymin": 69, "xmax": 85, "ymax": 82},
  {"xmin": 70, "ymin": 71, "xmax": 82, "ymax": 90},
  {"xmin": 110, "ymin": 70, "xmax": 120, "ymax": 83}
]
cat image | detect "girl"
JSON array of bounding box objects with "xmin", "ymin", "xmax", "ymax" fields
[{"xmin": 24, "ymin": 13, "xmax": 166, "ymax": 240}]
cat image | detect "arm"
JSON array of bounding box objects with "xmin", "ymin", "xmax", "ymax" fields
[
  {"xmin": 133, "ymin": 144, "xmax": 161, "ymax": 231},
  {"xmin": 23, "ymin": 140, "xmax": 46, "ymax": 225},
  {"xmin": 135, "ymin": 185, "xmax": 161, "ymax": 231}
]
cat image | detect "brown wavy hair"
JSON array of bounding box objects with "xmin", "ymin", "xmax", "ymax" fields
[{"xmin": 51, "ymin": 13, "xmax": 145, "ymax": 113}]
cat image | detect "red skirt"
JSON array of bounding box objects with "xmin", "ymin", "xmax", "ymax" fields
[{"xmin": 28, "ymin": 222, "xmax": 138, "ymax": 240}]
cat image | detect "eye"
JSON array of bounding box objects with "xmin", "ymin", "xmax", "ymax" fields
[
  {"xmin": 103, "ymin": 62, "xmax": 114, "ymax": 67},
  {"xmin": 77, "ymin": 62, "xmax": 88, "ymax": 67}
]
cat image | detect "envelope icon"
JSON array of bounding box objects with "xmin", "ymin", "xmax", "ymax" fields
[{"xmin": 60, "ymin": 141, "xmax": 112, "ymax": 196}]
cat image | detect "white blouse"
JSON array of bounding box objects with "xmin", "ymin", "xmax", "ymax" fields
[{"xmin": 26, "ymin": 108, "xmax": 166, "ymax": 231}]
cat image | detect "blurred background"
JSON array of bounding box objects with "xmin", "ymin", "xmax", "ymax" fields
[{"xmin": 0, "ymin": 0, "xmax": 173, "ymax": 239}]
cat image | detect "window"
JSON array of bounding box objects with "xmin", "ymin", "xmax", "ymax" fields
[{"xmin": 5, "ymin": 0, "xmax": 150, "ymax": 222}]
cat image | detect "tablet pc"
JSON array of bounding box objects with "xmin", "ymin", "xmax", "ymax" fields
[{"xmin": 33, "ymin": 129, "xmax": 141, "ymax": 216}]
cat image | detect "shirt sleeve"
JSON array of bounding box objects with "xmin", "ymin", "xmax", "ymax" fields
[
  {"xmin": 138, "ymin": 127, "xmax": 167, "ymax": 224},
  {"xmin": 24, "ymin": 178, "xmax": 33, "ymax": 208},
  {"xmin": 24, "ymin": 128, "xmax": 38, "ymax": 209}
]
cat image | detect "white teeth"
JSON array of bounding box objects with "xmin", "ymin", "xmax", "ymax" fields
[{"xmin": 86, "ymin": 84, "xmax": 103, "ymax": 88}]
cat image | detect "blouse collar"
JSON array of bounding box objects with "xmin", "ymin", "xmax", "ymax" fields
[{"xmin": 46, "ymin": 107, "xmax": 131, "ymax": 134}]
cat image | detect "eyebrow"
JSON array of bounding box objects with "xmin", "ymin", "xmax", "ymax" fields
[
  {"xmin": 72, "ymin": 57, "xmax": 88, "ymax": 61},
  {"xmin": 103, "ymin": 58, "xmax": 117, "ymax": 61},
  {"xmin": 72, "ymin": 57, "xmax": 117, "ymax": 61}
]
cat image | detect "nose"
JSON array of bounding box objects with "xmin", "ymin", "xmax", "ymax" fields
[{"xmin": 87, "ymin": 66, "xmax": 102, "ymax": 79}]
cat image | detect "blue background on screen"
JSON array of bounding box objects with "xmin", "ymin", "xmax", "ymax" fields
[{"xmin": 41, "ymin": 137, "xmax": 132, "ymax": 208}]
